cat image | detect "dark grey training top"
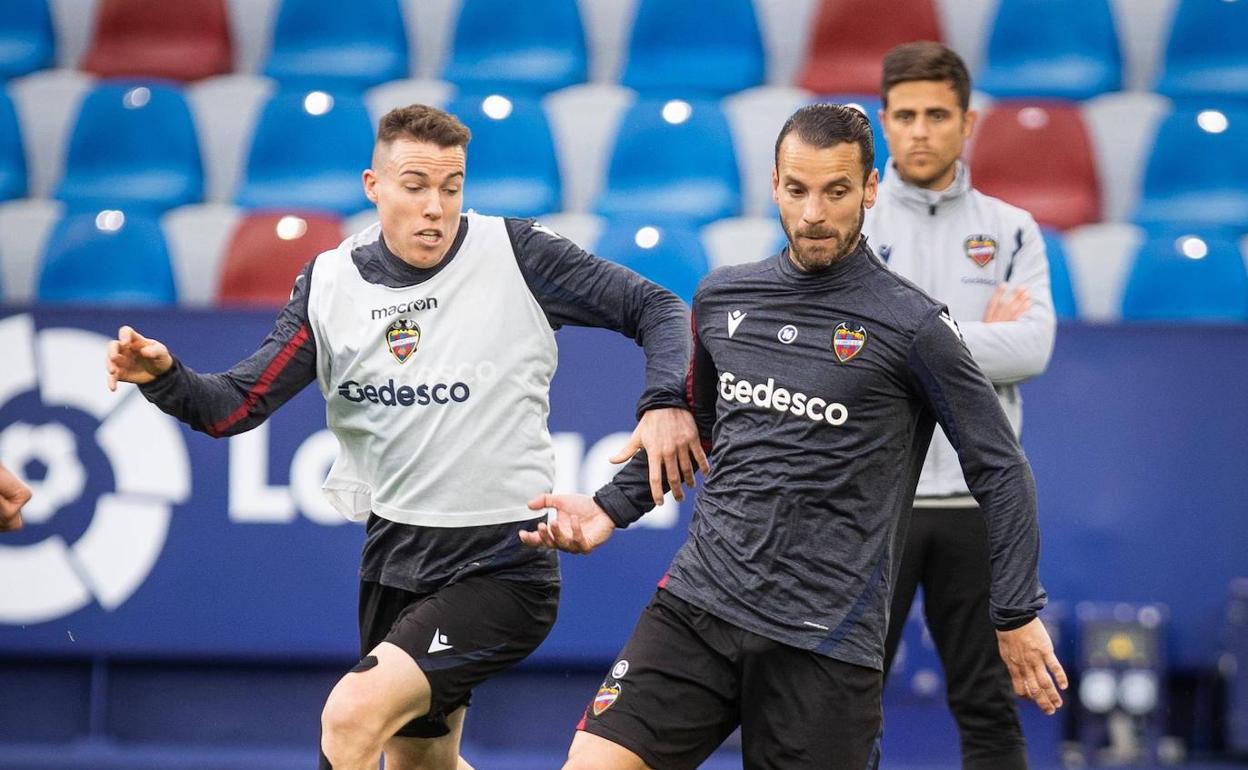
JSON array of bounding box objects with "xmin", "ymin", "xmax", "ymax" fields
[
  {"xmin": 596, "ymin": 239, "xmax": 1046, "ymax": 670},
  {"xmin": 139, "ymin": 216, "xmax": 691, "ymax": 594}
]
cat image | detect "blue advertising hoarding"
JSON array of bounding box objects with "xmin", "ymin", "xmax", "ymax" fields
[{"xmin": 0, "ymin": 309, "xmax": 1245, "ymax": 669}]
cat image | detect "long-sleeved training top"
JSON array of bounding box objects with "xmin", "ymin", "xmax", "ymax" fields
[
  {"xmin": 594, "ymin": 239, "xmax": 1047, "ymax": 670},
  {"xmin": 139, "ymin": 213, "xmax": 690, "ymax": 593}
]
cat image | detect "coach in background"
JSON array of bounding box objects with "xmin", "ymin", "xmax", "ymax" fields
[{"xmin": 864, "ymin": 41, "xmax": 1057, "ymax": 770}]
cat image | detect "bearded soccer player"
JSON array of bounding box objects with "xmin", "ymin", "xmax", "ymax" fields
[
  {"xmin": 865, "ymin": 42, "xmax": 1058, "ymax": 770},
  {"xmin": 105, "ymin": 104, "xmax": 706, "ymax": 770},
  {"xmin": 524, "ymin": 104, "xmax": 1066, "ymax": 770}
]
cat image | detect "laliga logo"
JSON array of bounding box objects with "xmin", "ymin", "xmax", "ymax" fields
[{"xmin": 0, "ymin": 315, "xmax": 190, "ymax": 624}]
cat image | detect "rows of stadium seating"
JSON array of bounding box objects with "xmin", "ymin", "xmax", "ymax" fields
[{"xmin": 1, "ymin": 0, "xmax": 1246, "ymax": 319}]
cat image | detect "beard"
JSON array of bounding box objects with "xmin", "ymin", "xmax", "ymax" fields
[{"xmin": 782, "ymin": 203, "xmax": 866, "ymax": 273}]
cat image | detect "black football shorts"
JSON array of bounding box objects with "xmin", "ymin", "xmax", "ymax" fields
[
  {"xmin": 578, "ymin": 589, "xmax": 882, "ymax": 770},
  {"xmin": 359, "ymin": 574, "xmax": 558, "ymax": 738}
]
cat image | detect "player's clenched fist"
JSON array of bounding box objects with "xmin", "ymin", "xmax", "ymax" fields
[{"xmin": 106, "ymin": 325, "xmax": 173, "ymax": 391}]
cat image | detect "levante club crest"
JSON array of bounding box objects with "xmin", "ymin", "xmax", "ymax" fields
[
  {"xmin": 592, "ymin": 682, "xmax": 621, "ymax": 716},
  {"xmin": 964, "ymin": 234, "xmax": 997, "ymax": 267},
  {"xmin": 832, "ymin": 322, "xmax": 867, "ymax": 363},
  {"xmin": 386, "ymin": 319, "xmax": 421, "ymax": 363}
]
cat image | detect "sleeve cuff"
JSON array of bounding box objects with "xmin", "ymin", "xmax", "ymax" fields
[
  {"xmin": 993, "ymin": 611, "xmax": 1039, "ymax": 632},
  {"xmin": 593, "ymin": 484, "xmax": 647, "ymax": 529},
  {"xmin": 137, "ymin": 358, "xmax": 182, "ymax": 398},
  {"xmin": 634, "ymin": 392, "xmax": 690, "ymax": 421}
]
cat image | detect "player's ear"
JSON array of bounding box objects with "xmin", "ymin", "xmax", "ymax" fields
[
  {"xmin": 362, "ymin": 169, "xmax": 378, "ymax": 204},
  {"xmin": 962, "ymin": 108, "xmax": 978, "ymax": 140},
  {"xmin": 863, "ymin": 167, "xmax": 879, "ymax": 209},
  {"xmin": 771, "ymin": 166, "xmax": 780, "ymax": 203}
]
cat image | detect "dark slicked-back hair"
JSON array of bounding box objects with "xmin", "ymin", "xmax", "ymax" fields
[
  {"xmin": 774, "ymin": 103, "xmax": 875, "ymax": 181},
  {"xmin": 881, "ymin": 41, "xmax": 971, "ymax": 111},
  {"xmin": 377, "ymin": 104, "xmax": 471, "ymax": 148}
]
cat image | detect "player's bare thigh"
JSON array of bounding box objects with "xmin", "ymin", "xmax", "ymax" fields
[
  {"xmin": 382, "ymin": 706, "xmax": 474, "ymax": 770},
  {"xmin": 321, "ymin": 641, "xmax": 433, "ymax": 761},
  {"xmin": 563, "ymin": 730, "xmax": 653, "ymax": 770}
]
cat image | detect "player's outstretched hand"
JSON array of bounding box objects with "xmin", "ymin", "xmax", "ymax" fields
[
  {"xmin": 0, "ymin": 462, "xmax": 32, "ymax": 533},
  {"xmin": 996, "ymin": 617, "xmax": 1068, "ymax": 715},
  {"xmin": 983, "ymin": 284, "xmax": 1031, "ymax": 323},
  {"xmin": 520, "ymin": 494, "xmax": 616, "ymax": 555},
  {"xmin": 106, "ymin": 325, "xmax": 173, "ymax": 392},
  {"xmin": 609, "ymin": 407, "xmax": 709, "ymax": 506}
]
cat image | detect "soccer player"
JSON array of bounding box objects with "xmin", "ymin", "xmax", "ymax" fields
[
  {"xmin": 864, "ymin": 42, "xmax": 1058, "ymax": 770},
  {"xmin": 0, "ymin": 462, "xmax": 33, "ymax": 532},
  {"xmin": 523, "ymin": 103, "xmax": 1066, "ymax": 770},
  {"xmin": 105, "ymin": 104, "xmax": 707, "ymax": 770}
]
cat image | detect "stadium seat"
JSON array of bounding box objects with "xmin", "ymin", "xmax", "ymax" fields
[
  {"xmin": 161, "ymin": 202, "xmax": 240, "ymax": 306},
  {"xmin": 1120, "ymin": 230, "xmax": 1248, "ymax": 322},
  {"xmin": 80, "ymin": 0, "xmax": 233, "ymax": 82},
  {"xmin": 263, "ymin": 0, "xmax": 409, "ymax": 91},
  {"xmin": 595, "ymin": 97, "xmax": 740, "ymax": 225},
  {"xmin": 1041, "ymin": 229, "xmax": 1079, "ymax": 320},
  {"xmin": 1134, "ymin": 105, "xmax": 1248, "ymax": 231},
  {"xmin": 723, "ymin": 86, "xmax": 811, "ymax": 218},
  {"xmin": 187, "ymin": 73, "xmax": 276, "ymax": 204},
  {"xmin": 55, "ymin": 83, "xmax": 203, "ymax": 213},
  {"xmin": 594, "ymin": 219, "xmax": 709, "ymax": 303},
  {"xmin": 620, "ymin": 0, "xmax": 765, "ymax": 96},
  {"xmin": 0, "ymin": 0, "xmax": 54, "ymax": 80},
  {"xmin": 968, "ymin": 102, "xmax": 1100, "ymax": 231},
  {"xmin": 1063, "ymin": 222, "xmax": 1140, "ymax": 322},
  {"xmin": 217, "ymin": 211, "xmax": 344, "ymax": 306},
  {"xmin": 976, "ymin": 0, "xmax": 1122, "ymax": 100},
  {"xmin": 0, "ymin": 198, "xmax": 60, "ymax": 303},
  {"xmin": 36, "ymin": 210, "xmax": 177, "ymax": 304},
  {"xmin": 798, "ymin": 0, "xmax": 942, "ymax": 95},
  {"xmin": 0, "ymin": 89, "xmax": 27, "ymax": 202},
  {"xmin": 1081, "ymin": 91, "xmax": 1170, "ymax": 223},
  {"xmin": 544, "ymin": 83, "xmax": 635, "ymax": 214},
  {"xmin": 235, "ymin": 90, "xmax": 373, "ymax": 216},
  {"xmin": 443, "ymin": 0, "xmax": 587, "ymax": 93},
  {"xmin": 702, "ymin": 216, "xmax": 785, "ymax": 269},
  {"xmin": 1157, "ymin": 0, "xmax": 1248, "ymax": 101},
  {"xmin": 449, "ymin": 94, "xmax": 561, "ymax": 217}
]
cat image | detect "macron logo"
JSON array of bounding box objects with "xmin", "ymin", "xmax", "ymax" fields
[
  {"xmin": 727, "ymin": 310, "xmax": 747, "ymax": 338},
  {"xmin": 428, "ymin": 629, "xmax": 453, "ymax": 654}
]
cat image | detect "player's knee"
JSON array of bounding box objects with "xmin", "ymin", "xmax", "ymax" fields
[{"xmin": 321, "ymin": 690, "xmax": 387, "ymax": 763}]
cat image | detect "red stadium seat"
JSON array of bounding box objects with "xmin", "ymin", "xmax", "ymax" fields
[
  {"xmin": 217, "ymin": 211, "xmax": 344, "ymax": 307},
  {"xmin": 80, "ymin": 0, "xmax": 233, "ymax": 82},
  {"xmin": 798, "ymin": 0, "xmax": 942, "ymax": 94},
  {"xmin": 968, "ymin": 102, "xmax": 1101, "ymax": 231}
]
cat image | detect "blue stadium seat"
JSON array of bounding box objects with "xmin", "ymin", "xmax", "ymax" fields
[
  {"xmin": 1120, "ymin": 230, "xmax": 1248, "ymax": 322},
  {"xmin": 1134, "ymin": 106, "xmax": 1248, "ymax": 231},
  {"xmin": 1041, "ymin": 229, "xmax": 1078, "ymax": 320},
  {"xmin": 596, "ymin": 98, "xmax": 740, "ymax": 225},
  {"xmin": 37, "ymin": 210, "xmax": 177, "ymax": 304},
  {"xmin": 0, "ymin": 89, "xmax": 27, "ymax": 202},
  {"xmin": 593, "ymin": 219, "xmax": 709, "ymax": 303},
  {"xmin": 55, "ymin": 83, "xmax": 203, "ymax": 213},
  {"xmin": 814, "ymin": 94, "xmax": 890, "ymax": 175},
  {"xmin": 1157, "ymin": 0, "xmax": 1248, "ymax": 100},
  {"xmin": 443, "ymin": 0, "xmax": 586, "ymax": 94},
  {"xmin": 263, "ymin": 0, "xmax": 409, "ymax": 91},
  {"xmin": 976, "ymin": 0, "xmax": 1122, "ymax": 100},
  {"xmin": 449, "ymin": 94, "xmax": 560, "ymax": 217},
  {"xmin": 0, "ymin": 0, "xmax": 54, "ymax": 80},
  {"xmin": 621, "ymin": 0, "xmax": 765, "ymax": 96},
  {"xmin": 235, "ymin": 90, "xmax": 373, "ymax": 216}
]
